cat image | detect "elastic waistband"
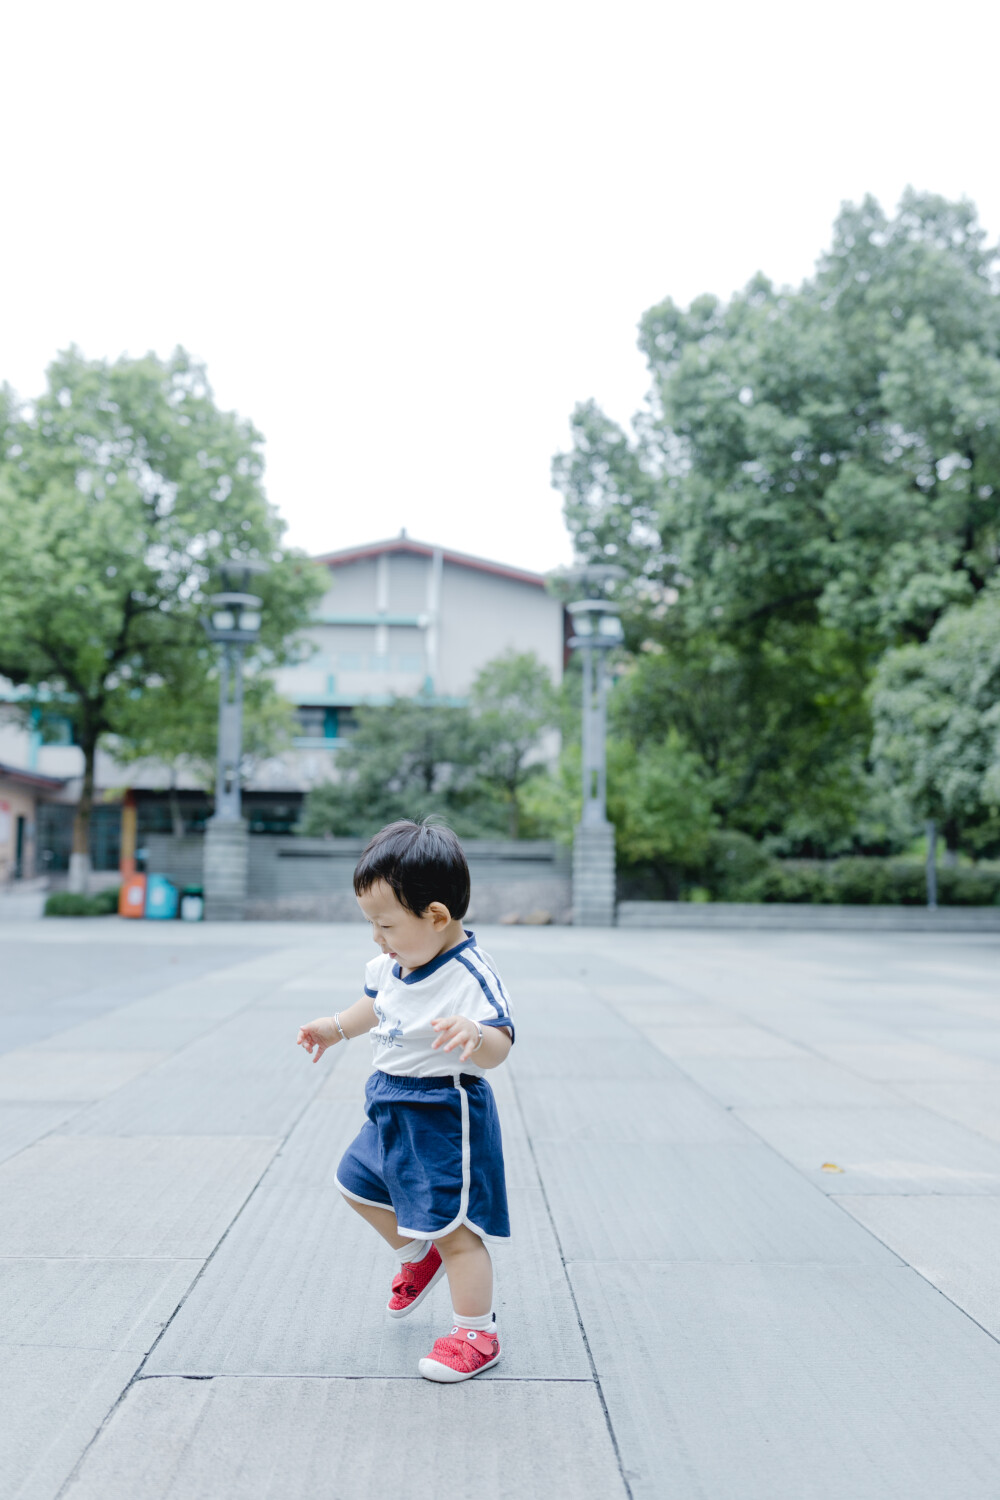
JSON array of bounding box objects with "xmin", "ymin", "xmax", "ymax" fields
[{"xmin": 368, "ymin": 1069, "xmax": 487, "ymax": 1094}]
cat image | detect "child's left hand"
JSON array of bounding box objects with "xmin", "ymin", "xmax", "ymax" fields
[{"xmin": 431, "ymin": 1015, "xmax": 482, "ymax": 1062}]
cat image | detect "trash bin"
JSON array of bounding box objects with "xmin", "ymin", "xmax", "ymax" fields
[
  {"xmin": 119, "ymin": 873, "xmax": 147, "ymax": 919},
  {"xmin": 145, "ymin": 873, "xmax": 179, "ymax": 920},
  {"xmin": 180, "ymin": 886, "xmax": 205, "ymax": 922}
]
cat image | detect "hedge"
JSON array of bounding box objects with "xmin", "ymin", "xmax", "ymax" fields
[
  {"xmin": 44, "ymin": 887, "xmax": 121, "ymax": 917},
  {"xmin": 736, "ymin": 860, "xmax": 1000, "ymax": 906}
]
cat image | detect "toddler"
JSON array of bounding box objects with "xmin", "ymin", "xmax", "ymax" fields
[{"xmin": 296, "ymin": 819, "xmax": 514, "ymax": 1383}]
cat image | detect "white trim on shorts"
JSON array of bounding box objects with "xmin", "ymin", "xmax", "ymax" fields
[
  {"xmin": 340, "ymin": 1074, "xmax": 510, "ymax": 1244},
  {"xmin": 335, "ymin": 1176, "xmax": 391, "ymax": 1211}
]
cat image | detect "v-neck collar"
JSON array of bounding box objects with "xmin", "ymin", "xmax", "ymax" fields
[{"xmin": 392, "ymin": 931, "xmax": 476, "ymax": 984}]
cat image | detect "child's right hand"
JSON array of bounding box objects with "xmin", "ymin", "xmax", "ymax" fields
[{"xmin": 296, "ymin": 1017, "xmax": 341, "ymax": 1064}]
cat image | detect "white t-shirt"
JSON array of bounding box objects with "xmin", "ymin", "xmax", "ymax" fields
[{"xmin": 363, "ymin": 931, "xmax": 514, "ymax": 1078}]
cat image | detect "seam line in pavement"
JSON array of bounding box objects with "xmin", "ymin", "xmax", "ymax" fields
[
  {"xmin": 133, "ymin": 1373, "xmax": 596, "ymax": 1383},
  {"xmin": 509, "ymin": 1064, "xmax": 635, "ymax": 1500},
  {"xmin": 0, "ymin": 945, "xmax": 305, "ymax": 1170},
  {"xmin": 51, "ymin": 969, "xmax": 351, "ymax": 1500},
  {"xmin": 608, "ymin": 970, "xmax": 1000, "ymax": 1356}
]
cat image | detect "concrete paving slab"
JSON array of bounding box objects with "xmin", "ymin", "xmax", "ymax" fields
[
  {"xmin": 645, "ymin": 1024, "xmax": 807, "ymax": 1059},
  {"xmin": 0, "ymin": 1258, "xmax": 200, "ymax": 1351},
  {"xmin": 0, "ymin": 1049, "xmax": 166, "ymax": 1102},
  {"xmin": 815, "ymin": 1040, "xmax": 1000, "ymax": 1081},
  {"xmin": 750, "ymin": 1009, "xmax": 899, "ymax": 1047},
  {"xmin": 0, "ymin": 1102, "xmax": 79, "ymax": 1165},
  {"xmin": 673, "ymin": 1055, "xmax": 894, "ymax": 1108},
  {"xmin": 508, "ymin": 1037, "xmax": 675, "ymax": 1078},
  {"xmin": 592, "ymin": 982, "xmax": 713, "ymax": 1007},
  {"xmin": 62, "ymin": 1375, "xmax": 626, "ymax": 1500},
  {"xmin": 0, "ymin": 1135, "xmax": 279, "ymax": 1257},
  {"xmin": 0, "ymin": 940, "xmax": 253, "ymax": 1011},
  {"xmin": 887, "ymin": 1080, "xmax": 1000, "ymax": 1143},
  {"xmin": 40, "ymin": 1010, "xmax": 225, "ymax": 1053},
  {"xmin": 0, "ymin": 1013, "xmax": 85, "ymax": 1055},
  {"xmin": 533, "ymin": 1141, "xmax": 897, "ymax": 1263},
  {"xmin": 542, "ymin": 952, "xmax": 656, "ymax": 986},
  {"xmin": 116, "ymin": 979, "xmax": 272, "ymax": 1021},
  {"xmin": 147, "ymin": 1183, "xmax": 585, "ymax": 1379},
  {"xmin": 147, "ymin": 1090, "xmax": 575, "ymax": 1379},
  {"xmin": 833, "ymin": 1002, "xmax": 987, "ymax": 1031},
  {"xmin": 274, "ymin": 974, "xmax": 376, "ymax": 994},
  {"xmin": 840, "ymin": 1195, "xmax": 1000, "ymax": 1338},
  {"xmin": 0, "ymin": 1346, "xmax": 141, "ymax": 1500},
  {"xmin": 611, "ymin": 1000, "xmax": 740, "ymax": 1027},
  {"xmin": 913, "ymin": 1028, "xmax": 1000, "ymax": 1062},
  {"xmin": 569, "ymin": 1261, "xmax": 1000, "ymax": 1500},
  {"xmin": 514, "ymin": 1074, "xmax": 750, "ymax": 1143},
  {"xmin": 737, "ymin": 1105, "xmax": 1000, "ymax": 1193},
  {"xmin": 63, "ymin": 1012, "xmax": 323, "ymax": 1136},
  {"xmin": 509, "ymin": 998, "xmax": 635, "ymax": 1039}
]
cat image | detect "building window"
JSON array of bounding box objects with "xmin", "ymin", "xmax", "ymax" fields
[
  {"xmin": 294, "ymin": 707, "xmax": 358, "ymax": 741},
  {"xmin": 295, "ymin": 707, "xmax": 328, "ymax": 738},
  {"xmin": 337, "ymin": 652, "xmax": 363, "ymax": 671},
  {"xmin": 39, "ymin": 714, "xmax": 76, "ymax": 746},
  {"xmin": 397, "ymin": 653, "xmax": 424, "ymax": 673}
]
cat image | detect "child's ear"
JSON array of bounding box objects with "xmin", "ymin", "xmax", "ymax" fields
[{"xmin": 426, "ymin": 901, "xmax": 453, "ymax": 930}]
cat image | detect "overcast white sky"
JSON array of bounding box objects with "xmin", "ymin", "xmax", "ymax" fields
[{"xmin": 2, "ymin": 0, "xmax": 998, "ymax": 573}]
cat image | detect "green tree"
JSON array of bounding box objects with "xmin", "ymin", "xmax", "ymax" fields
[
  {"xmin": 298, "ymin": 697, "xmax": 504, "ymax": 839},
  {"xmin": 871, "ymin": 590, "xmax": 1000, "ymax": 857},
  {"xmin": 470, "ymin": 650, "xmax": 557, "ymax": 837},
  {"xmin": 609, "ymin": 731, "xmax": 716, "ymax": 872},
  {"xmin": 109, "ymin": 660, "xmax": 297, "ymax": 834},
  {"xmin": 0, "ymin": 347, "xmax": 324, "ymax": 886},
  {"xmin": 553, "ymin": 190, "xmax": 1000, "ymax": 850}
]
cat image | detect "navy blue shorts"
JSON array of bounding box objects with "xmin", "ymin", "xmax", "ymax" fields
[{"xmin": 336, "ymin": 1070, "xmax": 510, "ymax": 1243}]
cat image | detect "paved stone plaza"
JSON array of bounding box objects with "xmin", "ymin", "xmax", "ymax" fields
[{"xmin": 2, "ymin": 919, "xmax": 1000, "ymax": 1499}]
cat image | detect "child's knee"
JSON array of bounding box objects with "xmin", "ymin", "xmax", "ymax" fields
[{"xmin": 436, "ymin": 1224, "xmax": 488, "ymax": 1257}]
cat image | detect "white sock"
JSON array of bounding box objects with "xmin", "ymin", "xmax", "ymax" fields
[
  {"xmin": 399, "ymin": 1239, "xmax": 430, "ymax": 1264},
  {"xmin": 452, "ymin": 1309, "xmax": 495, "ymax": 1331}
]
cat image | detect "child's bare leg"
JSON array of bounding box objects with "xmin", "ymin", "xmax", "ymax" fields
[
  {"xmin": 341, "ymin": 1194, "xmax": 412, "ymax": 1251},
  {"xmin": 435, "ymin": 1224, "xmax": 493, "ymax": 1318}
]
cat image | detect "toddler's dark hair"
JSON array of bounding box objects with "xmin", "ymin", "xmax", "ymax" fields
[{"xmin": 353, "ymin": 820, "xmax": 470, "ymax": 920}]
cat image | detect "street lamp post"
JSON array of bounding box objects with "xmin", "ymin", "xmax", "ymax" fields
[
  {"xmin": 201, "ymin": 563, "xmax": 266, "ymax": 921},
  {"xmin": 567, "ymin": 581, "xmax": 624, "ymax": 926}
]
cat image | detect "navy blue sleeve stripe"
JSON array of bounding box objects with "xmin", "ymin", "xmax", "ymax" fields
[
  {"xmin": 483, "ymin": 1015, "xmax": 515, "ymax": 1041},
  {"xmin": 364, "ymin": 984, "xmax": 378, "ymax": 998},
  {"xmin": 472, "ymin": 948, "xmax": 511, "ymax": 1006},
  {"xmin": 456, "ymin": 953, "xmax": 507, "ymax": 1022}
]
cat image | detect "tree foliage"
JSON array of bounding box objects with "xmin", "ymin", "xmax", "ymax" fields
[
  {"xmin": 871, "ymin": 589, "xmax": 1000, "ymax": 855},
  {"xmin": 298, "ymin": 652, "xmax": 558, "ymax": 840},
  {"xmin": 553, "ymin": 190, "xmax": 1000, "ymax": 856},
  {"xmin": 469, "ymin": 650, "xmax": 557, "ymax": 836},
  {"xmin": 0, "ymin": 347, "xmax": 324, "ymax": 867},
  {"xmin": 298, "ymin": 696, "xmax": 497, "ymax": 838}
]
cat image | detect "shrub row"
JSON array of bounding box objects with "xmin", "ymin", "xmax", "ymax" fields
[
  {"xmin": 44, "ymin": 887, "xmax": 121, "ymax": 917},
  {"xmin": 734, "ymin": 859, "xmax": 1000, "ymax": 906},
  {"xmin": 636, "ymin": 831, "xmax": 1000, "ymax": 904}
]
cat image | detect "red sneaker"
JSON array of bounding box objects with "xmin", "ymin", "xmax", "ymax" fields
[
  {"xmin": 419, "ymin": 1325, "xmax": 501, "ymax": 1383},
  {"xmin": 387, "ymin": 1244, "xmax": 444, "ymax": 1318}
]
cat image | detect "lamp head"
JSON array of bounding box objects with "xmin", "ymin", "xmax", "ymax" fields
[
  {"xmin": 203, "ymin": 592, "xmax": 264, "ymax": 643},
  {"xmin": 567, "ymin": 597, "xmax": 624, "ymax": 650}
]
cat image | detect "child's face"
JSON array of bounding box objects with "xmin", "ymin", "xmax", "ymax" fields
[{"xmin": 357, "ymin": 881, "xmax": 453, "ymax": 970}]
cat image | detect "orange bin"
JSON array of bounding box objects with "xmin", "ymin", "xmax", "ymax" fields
[{"xmin": 119, "ymin": 873, "xmax": 147, "ymax": 918}]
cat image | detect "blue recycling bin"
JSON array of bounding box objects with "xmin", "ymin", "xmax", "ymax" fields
[{"xmin": 145, "ymin": 873, "xmax": 179, "ymax": 920}]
